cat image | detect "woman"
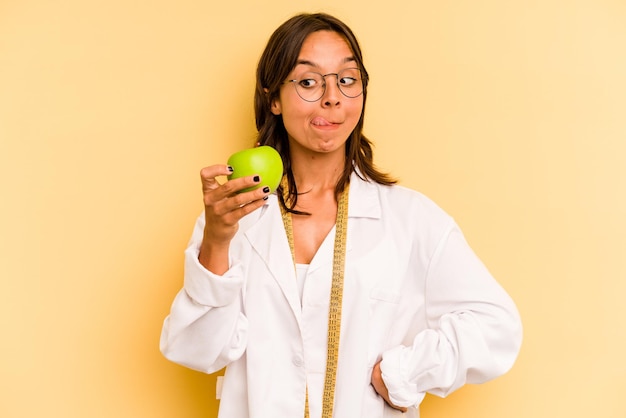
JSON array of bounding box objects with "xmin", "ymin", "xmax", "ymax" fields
[{"xmin": 160, "ymin": 12, "xmax": 522, "ymax": 418}]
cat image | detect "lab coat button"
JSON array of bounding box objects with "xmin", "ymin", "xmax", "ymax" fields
[{"xmin": 292, "ymin": 356, "xmax": 304, "ymax": 367}]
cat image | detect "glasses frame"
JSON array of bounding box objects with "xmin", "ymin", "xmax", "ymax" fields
[{"xmin": 284, "ymin": 67, "xmax": 364, "ymax": 102}]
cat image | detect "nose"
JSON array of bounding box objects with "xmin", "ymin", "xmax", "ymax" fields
[{"xmin": 321, "ymin": 74, "xmax": 341, "ymax": 107}]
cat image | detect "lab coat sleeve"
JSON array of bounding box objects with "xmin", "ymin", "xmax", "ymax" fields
[
  {"xmin": 160, "ymin": 214, "xmax": 249, "ymax": 374},
  {"xmin": 380, "ymin": 221, "xmax": 523, "ymax": 407}
]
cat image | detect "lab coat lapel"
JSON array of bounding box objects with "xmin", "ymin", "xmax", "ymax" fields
[
  {"xmin": 243, "ymin": 199, "xmax": 302, "ymax": 322},
  {"xmin": 347, "ymin": 173, "xmax": 382, "ymax": 220},
  {"xmin": 343, "ymin": 175, "xmax": 383, "ymax": 268},
  {"xmin": 307, "ymin": 174, "xmax": 381, "ymax": 272}
]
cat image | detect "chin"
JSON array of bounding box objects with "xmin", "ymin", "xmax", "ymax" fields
[{"xmin": 314, "ymin": 140, "xmax": 346, "ymax": 154}]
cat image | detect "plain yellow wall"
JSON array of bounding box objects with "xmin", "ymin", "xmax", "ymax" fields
[{"xmin": 1, "ymin": 0, "xmax": 624, "ymax": 417}]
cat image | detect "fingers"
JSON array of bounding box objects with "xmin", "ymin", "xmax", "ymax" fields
[
  {"xmin": 200, "ymin": 164, "xmax": 267, "ymax": 199},
  {"xmin": 371, "ymin": 361, "xmax": 408, "ymax": 413},
  {"xmin": 203, "ymin": 174, "xmax": 269, "ymax": 210},
  {"xmin": 219, "ymin": 185, "xmax": 270, "ymax": 217},
  {"xmin": 218, "ymin": 175, "xmax": 262, "ymax": 198},
  {"xmin": 199, "ymin": 163, "xmax": 272, "ymax": 248},
  {"xmin": 200, "ymin": 164, "xmax": 232, "ymax": 193},
  {"xmin": 390, "ymin": 404, "xmax": 408, "ymax": 413},
  {"xmin": 199, "ymin": 165, "xmax": 267, "ymax": 194}
]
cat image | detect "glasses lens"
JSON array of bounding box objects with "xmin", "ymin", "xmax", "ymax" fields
[
  {"xmin": 337, "ymin": 68, "xmax": 363, "ymax": 98},
  {"xmin": 294, "ymin": 72, "xmax": 324, "ymax": 102}
]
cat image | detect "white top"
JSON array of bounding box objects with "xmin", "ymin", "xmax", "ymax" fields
[
  {"xmin": 160, "ymin": 173, "xmax": 523, "ymax": 418},
  {"xmin": 295, "ymin": 263, "xmax": 309, "ymax": 303}
]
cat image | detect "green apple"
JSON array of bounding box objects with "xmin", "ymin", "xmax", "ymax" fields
[{"xmin": 227, "ymin": 145, "xmax": 284, "ymax": 193}]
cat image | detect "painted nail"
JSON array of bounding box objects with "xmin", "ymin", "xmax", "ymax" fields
[
  {"xmin": 262, "ymin": 186, "xmax": 270, "ymax": 193},
  {"xmin": 227, "ymin": 165, "xmax": 234, "ymax": 172},
  {"xmin": 263, "ymin": 196, "xmax": 269, "ymax": 201},
  {"xmin": 253, "ymin": 175, "xmax": 260, "ymax": 182}
]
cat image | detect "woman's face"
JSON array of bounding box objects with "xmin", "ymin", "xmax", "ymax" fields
[{"xmin": 271, "ymin": 30, "xmax": 364, "ymax": 156}]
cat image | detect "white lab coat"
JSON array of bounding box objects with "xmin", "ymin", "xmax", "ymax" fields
[{"xmin": 160, "ymin": 173, "xmax": 522, "ymax": 418}]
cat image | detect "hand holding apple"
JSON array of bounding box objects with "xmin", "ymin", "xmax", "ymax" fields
[{"xmin": 227, "ymin": 146, "xmax": 284, "ymax": 193}]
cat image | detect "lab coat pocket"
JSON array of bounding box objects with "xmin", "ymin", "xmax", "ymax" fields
[
  {"xmin": 370, "ymin": 288, "xmax": 401, "ymax": 303},
  {"xmin": 368, "ymin": 288, "xmax": 401, "ymax": 366}
]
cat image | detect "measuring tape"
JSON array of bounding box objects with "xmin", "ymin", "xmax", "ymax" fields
[{"xmin": 279, "ymin": 176, "xmax": 350, "ymax": 418}]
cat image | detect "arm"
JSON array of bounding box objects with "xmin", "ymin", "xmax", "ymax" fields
[
  {"xmin": 379, "ymin": 222, "xmax": 523, "ymax": 408},
  {"xmin": 159, "ymin": 214, "xmax": 248, "ymax": 373},
  {"xmin": 160, "ymin": 165, "xmax": 270, "ymax": 372}
]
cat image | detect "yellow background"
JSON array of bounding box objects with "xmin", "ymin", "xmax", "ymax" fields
[{"xmin": 1, "ymin": 0, "xmax": 624, "ymax": 417}]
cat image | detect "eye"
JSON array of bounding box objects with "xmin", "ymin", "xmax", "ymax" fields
[
  {"xmin": 339, "ymin": 76, "xmax": 357, "ymax": 86},
  {"xmin": 298, "ymin": 77, "xmax": 320, "ymax": 89},
  {"xmin": 338, "ymin": 68, "xmax": 361, "ymax": 87}
]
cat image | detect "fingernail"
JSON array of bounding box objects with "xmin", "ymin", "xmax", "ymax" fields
[
  {"xmin": 227, "ymin": 166, "xmax": 234, "ymax": 172},
  {"xmin": 263, "ymin": 196, "xmax": 269, "ymax": 201},
  {"xmin": 253, "ymin": 175, "xmax": 260, "ymax": 182},
  {"xmin": 262, "ymin": 186, "xmax": 270, "ymax": 193}
]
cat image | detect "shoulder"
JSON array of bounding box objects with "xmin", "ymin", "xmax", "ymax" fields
[
  {"xmin": 350, "ymin": 177, "xmax": 458, "ymax": 260},
  {"xmin": 351, "ymin": 175, "xmax": 453, "ymax": 228}
]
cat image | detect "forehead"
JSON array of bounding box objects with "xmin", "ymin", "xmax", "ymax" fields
[{"xmin": 296, "ymin": 30, "xmax": 354, "ymax": 67}]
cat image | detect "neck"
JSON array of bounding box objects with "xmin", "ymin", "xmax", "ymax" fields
[{"xmin": 290, "ymin": 149, "xmax": 346, "ymax": 192}]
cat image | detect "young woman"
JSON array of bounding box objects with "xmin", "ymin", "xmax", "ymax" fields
[{"xmin": 160, "ymin": 12, "xmax": 522, "ymax": 418}]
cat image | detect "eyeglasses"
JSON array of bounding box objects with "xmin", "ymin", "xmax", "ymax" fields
[{"xmin": 284, "ymin": 67, "xmax": 364, "ymax": 102}]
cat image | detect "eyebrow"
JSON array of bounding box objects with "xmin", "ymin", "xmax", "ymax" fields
[{"xmin": 295, "ymin": 57, "xmax": 356, "ymax": 68}]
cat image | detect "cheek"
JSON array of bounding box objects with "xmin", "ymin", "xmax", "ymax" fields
[
  {"xmin": 281, "ymin": 102, "xmax": 314, "ymax": 126},
  {"xmin": 280, "ymin": 109, "xmax": 307, "ymax": 139},
  {"xmin": 355, "ymin": 96, "xmax": 365, "ymax": 112},
  {"xmin": 347, "ymin": 100, "xmax": 364, "ymax": 125}
]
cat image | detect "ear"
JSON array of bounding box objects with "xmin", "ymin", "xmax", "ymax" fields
[
  {"xmin": 270, "ymin": 98, "xmax": 282, "ymax": 115},
  {"xmin": 264, "ymin": 88, "xmax": 282, "ymax": 115}
]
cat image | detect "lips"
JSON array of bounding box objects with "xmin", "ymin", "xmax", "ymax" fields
[{"xmin": 311, "ymin": 117, "xmax": 339, "ymax": 126}]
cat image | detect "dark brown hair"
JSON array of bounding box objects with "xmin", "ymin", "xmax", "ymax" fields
[{"xmin": 254, "ymin": 13, "xmax": 396, "ymax": 212}]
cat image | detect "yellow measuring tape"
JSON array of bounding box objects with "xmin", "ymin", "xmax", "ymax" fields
[{"xmin": 279, "ymin": 176, "xmax": 350, "ymax": 418}]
